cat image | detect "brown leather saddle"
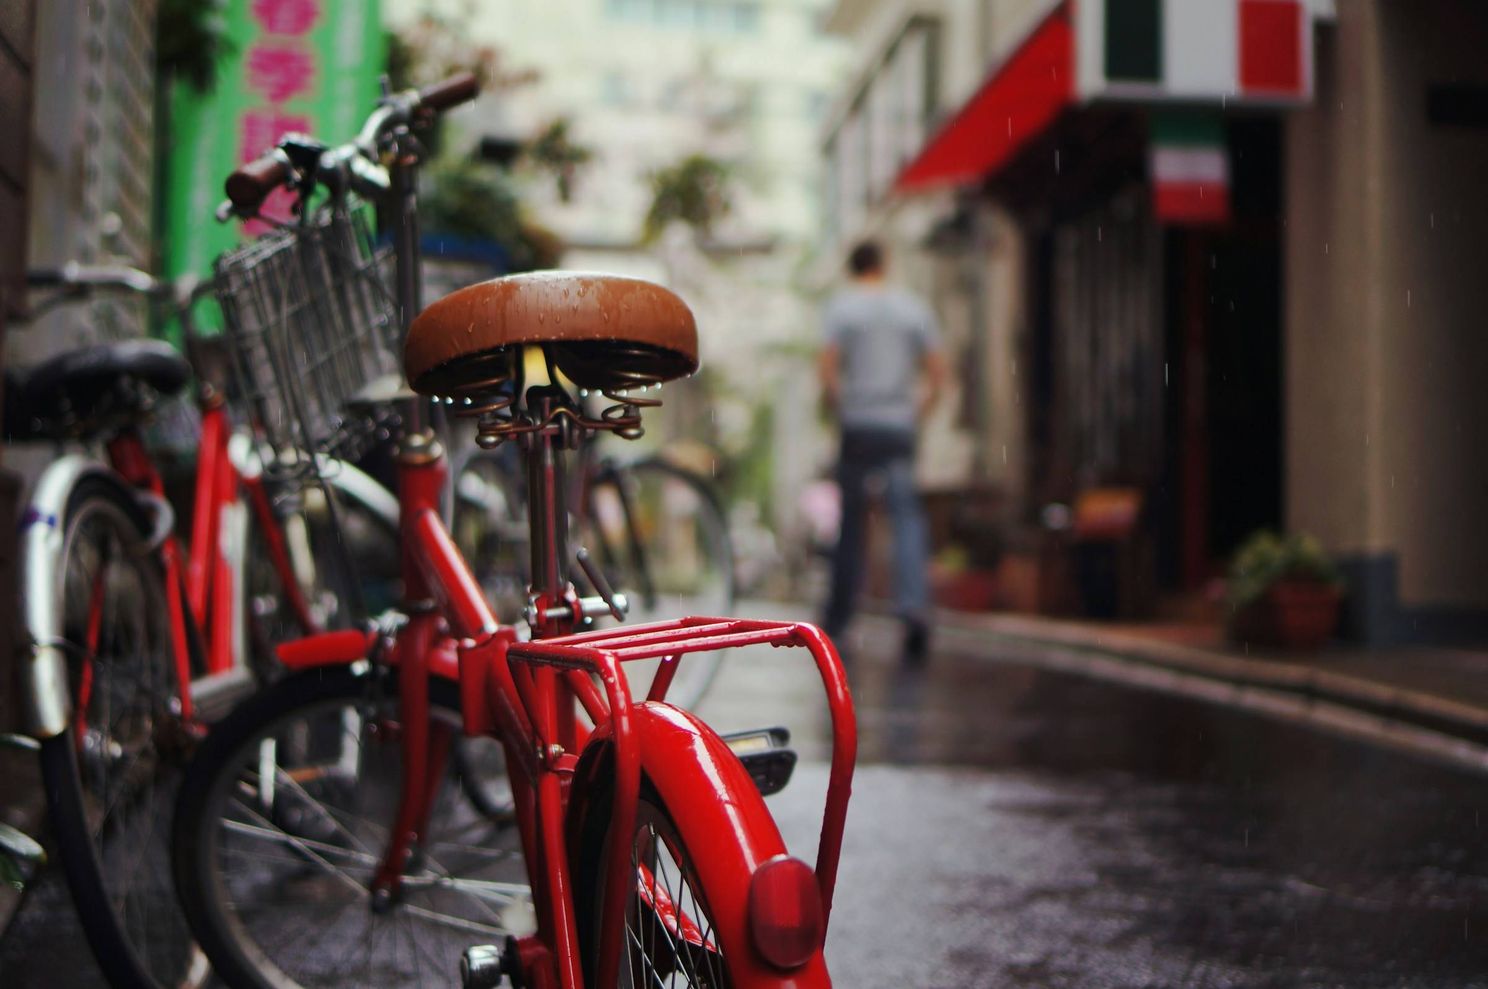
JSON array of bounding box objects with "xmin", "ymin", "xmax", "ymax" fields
[{"xmin": 404, "ymin": 272, "xmax": 698, "ymax": 399}]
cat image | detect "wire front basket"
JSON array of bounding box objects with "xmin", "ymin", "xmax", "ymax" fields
[{"xmin": 214, "ymin": 205, "xmax": 400, "ymax": 479}]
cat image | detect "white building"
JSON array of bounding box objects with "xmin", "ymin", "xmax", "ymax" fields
[{"xmin": 388, "ymin": 0, "xmax": 848, "ymax": 538}]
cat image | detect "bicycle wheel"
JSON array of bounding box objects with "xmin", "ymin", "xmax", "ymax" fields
[
  {"xmin": 173, "ymin": 665, "xmax": 527, "ymax": 989},
  {"xmin": 34, "ymin": 475, "xmax": 202, "ymax": 989},
  {"xmin": 580, "ymin": 459, "xmax": 735, "ymax": 709},
  {"xmin": 573, "ymin": 775, "xmax": 736, "ymax": 988},
  {"xmin": 448, "ymin": 446, "xmax": 528, "ymax": 623}
]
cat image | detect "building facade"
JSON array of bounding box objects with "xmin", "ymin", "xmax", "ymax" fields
[
  {"xmin": 819, "ymin": 0, "xmax": 1048, "ymax": 504},
  {"xmin": 823, "ymin": 0, "xmax": 1488, "ymax": 642},
  {"xmin": 1284, "ymin": 0, "xmax": 1488, "ymax": 642},
  {"xmin": 0, "ymin": 0, "xmax": 37, "ymax": 740}
]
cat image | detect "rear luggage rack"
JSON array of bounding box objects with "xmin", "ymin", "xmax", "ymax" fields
[{"xmin": 502, "ymin": 616, "xmax": 857, "ymax": 922}]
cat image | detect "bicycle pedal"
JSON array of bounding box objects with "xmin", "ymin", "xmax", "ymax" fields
[
  {"xmin": 721, "ymin": 726, "xmax": 796, "ymax": 796},
  {"xmin": 462, "ymin": 936, "xmax": 524, "ymax": 989},
  {"xmin": 461, "ymin": 944, "xmax": 505, "ymax": 989}
]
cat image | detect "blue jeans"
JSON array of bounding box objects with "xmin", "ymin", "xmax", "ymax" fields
[{"xmin": 823, "ymin": 427, "xmax": 930, "ymax": 634}]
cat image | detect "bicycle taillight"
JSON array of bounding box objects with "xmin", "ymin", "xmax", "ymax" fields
[{"xmin": 748, "ymin": 855, "xmax": 824, "ymax": 970}]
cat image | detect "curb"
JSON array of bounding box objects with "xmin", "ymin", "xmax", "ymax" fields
[{"xmin": 927, "ymin": 611, "xmax": 1488, "ymax": 776}]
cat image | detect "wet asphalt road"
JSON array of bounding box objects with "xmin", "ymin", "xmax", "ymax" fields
[
  {"xmin": 701, "ymin": 615, "xmax": 1488, "ymax": 988},
  {"xmin": 7, "ymin": 612, "xmax": 1488, "ymax": 987}
]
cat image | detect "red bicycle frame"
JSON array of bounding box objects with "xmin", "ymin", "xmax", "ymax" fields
[
  {"xmin": 92, "ymin": 395, "xmax": 315, "ymax": 727},
  {"xmin": 271, "ymin": 410, "xmax": 855, "ymax": 988}
]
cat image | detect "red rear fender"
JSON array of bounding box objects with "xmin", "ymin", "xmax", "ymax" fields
[{"xmin": 571, "ymin": 703, "xmax": 831, "ymax": 987}]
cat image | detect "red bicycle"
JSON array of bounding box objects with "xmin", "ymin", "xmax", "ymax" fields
[
  {"xmin": 10, "ymin": 266, "xmax": 399, "ymax": 989},
  {"xmin": 170, "ymin": 74, "xmax": 856, "ymax": 988}
]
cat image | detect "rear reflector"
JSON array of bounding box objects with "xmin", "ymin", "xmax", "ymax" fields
[{"xmin": 748, "ymin": 856, "xmax": 823, "ymax": 970}]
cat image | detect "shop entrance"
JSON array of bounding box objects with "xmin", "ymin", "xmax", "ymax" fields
[{"xmin": 1159, "ymin": 117, "xmax": 1284, "ymax": 590}]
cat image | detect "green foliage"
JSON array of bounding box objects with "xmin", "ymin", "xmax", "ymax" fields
[
  {"xmin": 526, "ymin": 119, "xmax": 594, "ymax": 203},
  {"xmin": 422, "ymin": 157, "xmax": 524, "ymax": 243},
  {"xmin": 421, "ymin": 157, "xmax": 562, "ymax": 271},
  {"xmin": 384, "ymin": 8, "xmax": 520, "ymax": 90},
  {"xmin": 157, "ymin": 0, "xmax": 235, "ymax": 92},
  {"xmin": 643, "ymin": 154, "xmax": 732, "ymax": 243},
  {"xmin": 385, "ymin": 30, "xmax": 419, "ymax": 92},
  {"xmin": 1225, "ymin": 530, "xmax": 1343, "ymax": 612},
  {"xmin": 387, "ymin": 7, "xmax": 582, "ymax": 271},
  {"xmin": 384, "ymin": 9, "xmax": 539, "ymax": 158},
  {"xmin": 731, "ymin": 400, "xmax": 774, "ymax": 519}
]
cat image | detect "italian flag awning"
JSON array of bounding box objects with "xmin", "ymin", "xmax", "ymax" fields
[
  {"xmin": 893, "ymin": 0, "xmax": 1313, "ymax": 196},
  {"xmin": 1149, "ymin": 111, "xmax": 1230, "ymax": 225},
  {"xmin": 1079, "ymin": 0, "xmax": 1313, "ymax": 102}
]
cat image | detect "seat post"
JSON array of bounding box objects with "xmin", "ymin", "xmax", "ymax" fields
[{"xmin": 523, "ymin": 386, "xmax": 572, "ymax": 613}]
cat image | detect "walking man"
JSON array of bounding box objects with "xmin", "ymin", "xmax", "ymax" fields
[{"xmin": 819, "ymin": 240, "xmax": 947, "ymax": 664}]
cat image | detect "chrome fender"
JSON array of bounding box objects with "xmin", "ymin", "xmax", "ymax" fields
[
  {"xmin": 18, "ymin": 456, "xmax": 137, "ymax": 739},
  {"xmin": 226, "ymin": 434, "xmax": 400, "ymax": 533}
]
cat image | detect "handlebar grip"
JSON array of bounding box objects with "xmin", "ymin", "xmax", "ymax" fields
[
  {"xmin": 225, "ymin": 152, "xmax": 291, "ymax": 212},
  {"xmin": 417, "ymin": 71, "xmax": 480, "ymax": 112}
]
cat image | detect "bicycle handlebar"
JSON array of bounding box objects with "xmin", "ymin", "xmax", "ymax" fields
[
  {"xmin": 221, "ymin": 71, "xmax": 481, "ymax": 217},
  {"xmin": 417, "ymin": 71, "xmax": 480, "ymax": 113},
  {"xmin": 17, "ymin": 264, "xmax": 218, "ymax": 328},
  {"xmin": 224, "ymin": 150, "xmax": 293, "ymax": 214},
  {"xmin": 27, "ymin": 263, "xmax": 163, "ymax": 296}
]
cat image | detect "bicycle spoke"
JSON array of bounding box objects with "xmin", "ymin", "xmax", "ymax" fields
[
  {"xmin": 402, "ymin": 874, "xmax": 530, "ymax": 903},
  {"xmin": 220, "ymin": 817, "xmax": 385, "ymax": 868},
  {"xmin": 265, "ymin": 760, "xmax": 381, "ymax": 857},
  {"xmin": 224, "ymin": 796, "xmax": 373, "ymax": 898},
  {"xmin": 406, "ymin": 909, "xmax": 451, "ymax": 982},
  {"xmin": 398, "ymin": 900, "xmax": 509, "ymax": 938}
]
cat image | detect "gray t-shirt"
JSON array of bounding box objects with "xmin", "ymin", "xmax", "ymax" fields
[{"xmin": 823, "ymin": 284, "xmax": 941, "ymax": 432}]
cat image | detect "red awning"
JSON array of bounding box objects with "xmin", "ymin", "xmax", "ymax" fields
[{"xmin": 895, "ymin": 2, "xmax": 1075, "ymax": 194}]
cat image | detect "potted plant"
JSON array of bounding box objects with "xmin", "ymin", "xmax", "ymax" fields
[{"xmin": 1225, "ymin": 531, "xmax": 1344, "ymax": 650}]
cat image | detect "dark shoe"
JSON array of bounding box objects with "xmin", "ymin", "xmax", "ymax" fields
[{"xmin": 902, "ymin": 619, "xmax": 929, "ymax": 667}]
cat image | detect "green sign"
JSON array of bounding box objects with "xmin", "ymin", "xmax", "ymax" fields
[{"xmin": 163, "ymin": 0, "xmax": 384, "ymax": 294}]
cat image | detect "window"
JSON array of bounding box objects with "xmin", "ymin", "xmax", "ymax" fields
[
  {"xmin": 603, "ymin": 0, "xmax": 760, "ymax": 33},
  {"xmin": 730, "ymin": 2, "xmax": 760, "ymax": 32},
  {"xmin": 601, "ymin": 71, "xmax": 632, "ymax": 106}
]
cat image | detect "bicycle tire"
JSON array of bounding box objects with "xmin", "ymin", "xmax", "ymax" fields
[
  {"xmin": 172, "ymin": 665, "xmax": 526, "ymax": 989},
  {"xmin": 572, "ymin": 767, "xmax": 749, "ymax": 988},
  {"xmin": 446, "ymin": 444, "xmax": 528, "ymax": 625},
  {"xmin": 35, "ymin": 475, "xmax": 203, "ymax": 989},
  {"xmin": 450, "ymin": 731, "xmax": 517, "ymax": 823},
  {"xmin": 581, "ymin": 458, "xmax": 736, "ymax": 709}
]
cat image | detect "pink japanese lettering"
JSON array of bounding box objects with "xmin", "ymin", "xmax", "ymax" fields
[
  {"xmin": 247, "ymin": 45, "xmax": 315, "ymax": 103},
  {"xmin": 250, "ymin": 0, "xmax": 320, "ymax": 36},
  {"xmin": 240, "ymin": 108, "xmax": 311, "ymax": 160}
]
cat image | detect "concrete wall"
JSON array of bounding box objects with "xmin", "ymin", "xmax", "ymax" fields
[
  {"xmin": 0, "ymin": 1, "xmax": 34, "ymax": 329},
  {"xmin": 0, "ymin": 0, "xmax": 34, "ymax": 743},
  {"xmin": 1286, "ymin": 0, "xmax": 1488, "ymax": 632}
]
